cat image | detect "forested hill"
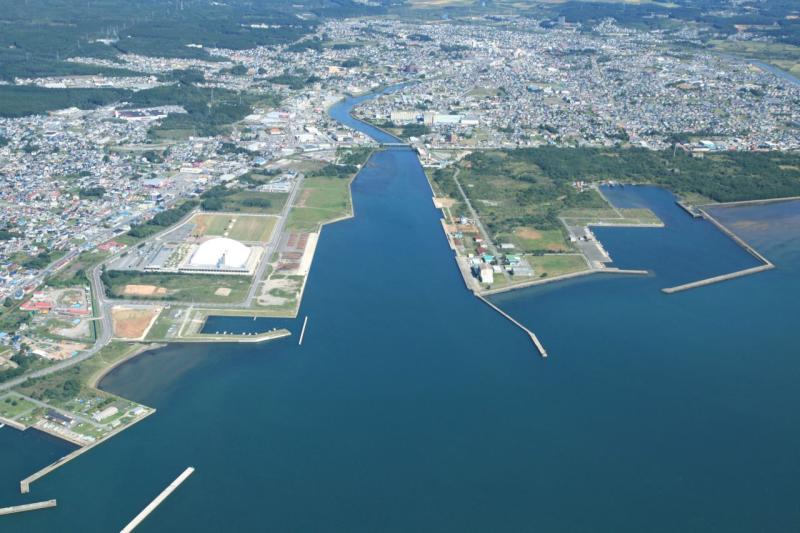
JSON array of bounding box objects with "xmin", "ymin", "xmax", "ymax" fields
[{"xmin": 0, "ymin": 0, "xmax": 389, "ymax": 81}]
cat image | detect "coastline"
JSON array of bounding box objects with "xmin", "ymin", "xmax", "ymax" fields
[{"xmin": 88, "ymin": 343, "xmax": 166, "ymax": 389}]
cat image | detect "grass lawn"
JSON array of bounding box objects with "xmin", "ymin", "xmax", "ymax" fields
[
  {"xmin": 191, "ymin": 213, "xmax": 277, "ymax": 242},
  {"xmin": 215, "ymin": 191, "xmax": 288, "ymax": 215},
  {"xmin": 145, "ymin": 308, "xmax": 182, "ymax": 340},
  {"xmin": 105, "ymin": 271, "xmax": 252, "ymax": 303},
  {"xmin": 496, "ymin": 227, "xmax": 571, "ymax": 253},
  {"xmin": 0, "ymin": 393, "xmax": 37, "ymax": 418},
  {"xmin": 528, "ymin": 254, "xmax": 589, "ymax": 278},
  {"xmin": 710, "ymin": 40, "xmax": 800, "ymax": 77},
  {"xmin": 15, "ymin": 341, "xmax": 145, "ymax": 409},
  {"xmin": 149, "ymin": 128, "xmax": 194, "ymax": 141},
  {"xmin": 288, "ymin": 176, "xmax": 352, "ymax": 231}
]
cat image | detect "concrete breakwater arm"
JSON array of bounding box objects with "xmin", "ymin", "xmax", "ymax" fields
[
  {"xmin": 662, "ymin": 264, "xmax": 774, "ymax": 294},
  {"xmin": 21, "ymin": 409, "xmax": 155, "ymax": 494},
  {"xmin": 0, "ymin": 500, "xmax": 57, "ymax": 516},
  {"xmin": 475, "ymin": 293, "xmax": 548, "ymax": 358},
  {"xmin": 120, "ymin": 467, "xmax": 195, "ymax": 533},
  {"xmin": 662, "ymin": 207, "xmax": 774, "ymax": 294}
]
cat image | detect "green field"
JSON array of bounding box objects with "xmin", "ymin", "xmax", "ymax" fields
[
  {"xmin": 711, "ymin": 40, "xmax": 800, "ymax": 78},
  {"xmin": 528, "ymin": 255, "xmax": 590, "ymax": 279},
  {"xmin": 495, "ymin": 227, "xmax": 572, "ymax": 254},
  {"xmin": 103, "ymin": 271, "xmax": 252, "ymax": 303},
  {"xmin": 190, "ymin": 213, "xmax": 277, "ymax": 242},
  {"xmin": 561, "ymin": 206, "xmax": 662, "ymax": 226},
  {"xmin": 0, "ymin": 393, "xmax": 36, "ymax": 418},
  {"xmin": 207, "ymin": 191, "xmax": 288, "ymax": 215},
  {"xmin": 287, "ymin": 176, "xmax": 353, "ymax": 231}
]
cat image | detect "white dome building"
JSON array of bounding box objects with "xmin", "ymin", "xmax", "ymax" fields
[{"xmin": 188, "ymin": 237, "xmax": 251, "ymax": 270}]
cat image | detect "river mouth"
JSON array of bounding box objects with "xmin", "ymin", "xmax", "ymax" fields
[{"xmin": 4, "ymin": 87, "xmax": 800, "ymax": 533}]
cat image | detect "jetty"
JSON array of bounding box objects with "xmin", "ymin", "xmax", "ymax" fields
[
  {"xmin": 662, "ymin": 264, "xmax": 773, "ymax": 293},
  {"xmin": 121, "ymin": 467, "xmax": 194, "ymax": 533},
  {"xmin": 0, "ymin": 500, "xmax": 57, "ymax": 516},
  {"xmin": 475, "ymin": 293, "xmax": 547, "ymax": 357},
  {"xmin": 21, "ymin": 409, "xmax": 155, "ymax": 494},
  {"xmin": 662, "ymin": 206, "xmax": 774, "ymax": 294},
  {"xmin": 299, "ymin": 316, "xmax": 309, "ymax": 345}
]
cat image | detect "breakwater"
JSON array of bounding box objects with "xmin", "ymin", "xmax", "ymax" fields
[
  {"xmin": 474, "ymin": 293, "xmax": 548, "ymax": 357},
  {"xmin": 0, "ymin": 500, "xmax": 57, "ymax": 516},
  {"xmin": 20, "ymin": 409, "xmax": 155, "ymax": 494},
  {"xmin": 662, "ymin": 264, "xmax": 774, "ymax": 294},
  {"xmin": 661, "ymin": 206, "xmax": 774, "ymax": 293},
  {"xmin": 120, "ymin": 467, "xmax": 194, "ymax": 533}
]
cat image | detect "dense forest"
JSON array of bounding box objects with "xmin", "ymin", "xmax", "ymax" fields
[
  {"xmin": 479, "ymin": 147, "xmax": 800, "ymax": 203},
  {"xmin": 543, "ymin": 0, "xmax": 800, "ymax": 45},
  {"xmin": 444, "ymin": 146, "xmax": 800, "ymax": 236},
  {"xmin": 0, "ymin": 82, "xmax": 280, "ymax": 139},
  {"xmin": 127, "ymin": 200, "xmax": 198, "ymax": 238},
  {"xmin": 0, "ymin": 0, "xmax": 392, "ymax": 82}
]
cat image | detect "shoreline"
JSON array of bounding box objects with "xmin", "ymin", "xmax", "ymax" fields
[{"xmin": 89, "ymin": 343, "xmax": 165, "ymax": 390}]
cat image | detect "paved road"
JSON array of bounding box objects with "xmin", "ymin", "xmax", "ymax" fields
[
  {"xmin": 0, "ymin": 210, "xmax": 199, "ymax": 392},
  {"xmin": 244, "ymin": 172, "xmax": 304, "ymax": 306}
]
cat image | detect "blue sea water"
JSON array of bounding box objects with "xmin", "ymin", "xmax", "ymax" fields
[{"xmin": 1, "ymin": 92, "xmax": 800, "ymax": 532}]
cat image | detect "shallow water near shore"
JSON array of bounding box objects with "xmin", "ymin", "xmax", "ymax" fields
[{"xmin": 2, "ymin": 93, "xmax": 800, "ymax": 532}]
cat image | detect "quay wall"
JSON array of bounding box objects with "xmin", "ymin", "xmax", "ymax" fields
[{"xmin": 481, "ymin": 268, "xmax": 649, "ymax": 296}]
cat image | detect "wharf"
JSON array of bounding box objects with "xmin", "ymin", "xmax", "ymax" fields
[{"xmin": 0, "ymin": 500, "xmax": 57, "ymax": 516}]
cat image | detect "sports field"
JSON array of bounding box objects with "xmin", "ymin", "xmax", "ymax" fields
[{"xmin": 190, "ymin": 213, "xmax": 277, "ymax": 242}]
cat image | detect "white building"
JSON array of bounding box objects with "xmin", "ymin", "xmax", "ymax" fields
[
  {"xmin": 479, "ymin": 263, "xmax": 494, "ymax": 284},
  {"xmin": 180, "ymin": 237, "xmax": 262, "ymax": 275}
]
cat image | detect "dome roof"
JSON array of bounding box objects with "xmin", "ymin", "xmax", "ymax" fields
[{"xmin": 189, "ymin": 237, "xmax": 251, "ymax": 269}]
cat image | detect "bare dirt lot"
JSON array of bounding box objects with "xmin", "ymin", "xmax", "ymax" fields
[
  {"xmin": 214, "ymin": 287, "xmax": 232, "ymax": 297},
  {"xmin": 433, "ymin": 197, "xmax": 457, "ymax": 208},
  {"xmin": 112, "ymin": 307, "xmax": 162, "ymax": 339},
  {"xmin": 123, "ymin": 284, "xmax": 169, "ymax": 297},
  {"xmin": 515, "ymin": 227, "xmax": 543, "ymax": 240}
]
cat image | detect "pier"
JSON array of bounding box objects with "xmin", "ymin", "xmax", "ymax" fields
[
  {"xmin": 121, "ymin": 467, "xmax": 194, "ymax": 533},
  {"xmin": 475, "ymin": 293, "xmax": 548, "ymax": 358},
  {"xmin": 0, "ymin": 500, "xmax": 57, "ymax": 516},
  {"xmin": 299, "ymin": 316, "xmax": 309, "ymax": 345}
]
